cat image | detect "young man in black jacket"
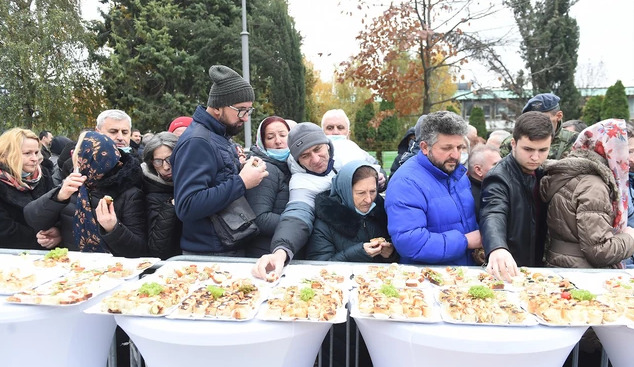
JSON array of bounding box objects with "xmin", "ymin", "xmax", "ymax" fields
[{"xmin": 480, "ymin": 111, "xmax": 553, "ymax": 281}]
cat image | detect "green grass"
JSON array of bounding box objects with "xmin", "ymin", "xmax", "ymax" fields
[{"xmin": 368, "ymin": 151, "xmax": 398, "ymax": 174}]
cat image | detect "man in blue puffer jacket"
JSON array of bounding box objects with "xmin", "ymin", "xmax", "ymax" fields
[{"xmin": 385, "ymin": 111, "xmax": 482, "ymax": 265}]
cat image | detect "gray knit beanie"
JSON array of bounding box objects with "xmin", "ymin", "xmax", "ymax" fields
[
  {"xmin": 288, "ymin": 122, "xmax": 330, "ymax": 161},
  {"xmin": 207, "ymin": 65, "xmax": 255, "ymax": 108}
]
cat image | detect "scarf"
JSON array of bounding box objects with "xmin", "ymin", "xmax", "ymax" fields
[
  {"xmin": 73, "ymin": 132, "xmax": 122, "ymax": 253},
  {"xmin": 572, "ymin": 119, "xmax": 629, "ymax": 233},
  {"xmin": 0, "ymin": 165, "xmax": 42, "ymax": 192}
]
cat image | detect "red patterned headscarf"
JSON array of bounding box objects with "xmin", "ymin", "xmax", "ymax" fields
[{"xmin": 572, "ymin": 119, "xmax": 629, "ymax": 233}]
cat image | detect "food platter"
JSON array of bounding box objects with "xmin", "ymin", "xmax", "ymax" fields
[
  {"xmin": 437, "ymin": 286, "xmax": 538, "ymax": 326},
  {"xmin": 349, "ymin": 286, "xmax": 441, "ymax": 323}
]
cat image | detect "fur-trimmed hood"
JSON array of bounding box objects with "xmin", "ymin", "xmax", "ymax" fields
[
  {"xmin": 541, "ymin": 149, "xmax": 618, "ymax": 203},
  {"xmin": 141, "ymin": 162, "xmax": 173, "ymax": 195}
]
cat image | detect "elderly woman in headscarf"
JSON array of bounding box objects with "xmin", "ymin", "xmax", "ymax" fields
[
  {"xmin": 540, "ymin": 119, "xmax": 634, "ymax": 268},
  {"xmin": 25, "ymin": 131, "xmax": 147, "ymax": 256},
  {"xmin": 0, "ymin": 128, "xmax": 57, "ymax": 249},
  {"xmin": 306, "ymin": 160, "xmax": 397, "ymax": 262},
  {"xmin": 141, "ymin": 132, "xmax": 182, "ymax": 259},
  {"xmin": 244, "ymin": 116, "xmax": 292, "ymax": 257}
]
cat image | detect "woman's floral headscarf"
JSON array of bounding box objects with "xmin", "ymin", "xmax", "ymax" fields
[
  {"xmin": 572, "ymin": 119, "xmax": 629, "ymax": 233},
  {"xmin": 73, "ymin": 132, "xmax": 122, "ymax": 252}
]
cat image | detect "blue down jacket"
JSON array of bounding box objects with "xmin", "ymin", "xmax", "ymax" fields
[{"xmin": 385, "ymin": 151, "xmax": 478, "ymax": 265}]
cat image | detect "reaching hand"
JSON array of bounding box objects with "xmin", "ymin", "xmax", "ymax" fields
[
  {"xmin": 252, "ymin": 249, "xmax": 286, "ymax": 280},
  {"xmin": 486, "ymin": 248, "xmax": 519, "ymax": 282}
]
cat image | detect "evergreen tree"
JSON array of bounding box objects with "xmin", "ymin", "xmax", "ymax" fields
[
  {"xmin": 92, "ymin": 0, "xmax": 304, "ymax": 136},
  {"xmin": 353, "ymin": 103, "xmax": 376, "ymax": 150},
  {"xmin": 580, "ymin": 95, "xmax": 603, "ymax": 126},
  {"xmin": 0, "ymin": 0, "xmax": 98, "ymax": 134},
  {"xmin": 469, "ymin": 107, "xmax": 487, "ymax": 138},
  {"xmin": 506, "ymin": 0, "xmax": 581, "ymax": 119},
  {"xmin": 601, "ymin": 80, "xmax": 630, "ymax": 121}
]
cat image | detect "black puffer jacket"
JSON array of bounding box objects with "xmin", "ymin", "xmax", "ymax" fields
[
  {"xmin": 24, "ymin": 153, "xmax": 147, "ymax": 257},
  {"xmin": 244, "ymin": 146, "xmax": 291, "ymax": 257},
  {"xmin": 142, "ymin": 163, "xmax": 181, "ymax": 260},
  {"xmin": 0, "ymin": 166, "xmax": 54, "ymax": 250},
  {"xmin": 480, "ymin": 153, "xmax": 547, "ymax": 266},
  {"xmin": 306, "ymin": 191, "xmax": 397, "ymax": 262}
]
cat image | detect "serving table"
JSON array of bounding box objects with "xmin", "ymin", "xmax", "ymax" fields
[
  {"xmin": 0, "ymin": 295, "xmax": 116, "ymax": 367},
  {"xmin": 354, "ymin": 317, "xmax": 588, "ymax": 367},
  {"xmin": 116, "ymin": 316, "xmax": 331, "ymax": 367}
]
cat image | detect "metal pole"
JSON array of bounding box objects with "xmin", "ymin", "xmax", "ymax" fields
[{"xmin": 241, "ymin": 0, "xmax": 252, "ymax": 149}]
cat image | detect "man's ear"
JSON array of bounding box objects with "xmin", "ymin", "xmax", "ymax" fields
[
  {"xmin": 420, "ymin": 141, "xmax": 429, "ymax": 155},
  {"xmin": 510, "ymin": 138, "xmax": 516, "ymax": 151},
  {"xmin": 473, "ymin": 164, "xmax": 483, "ymax": 178}
]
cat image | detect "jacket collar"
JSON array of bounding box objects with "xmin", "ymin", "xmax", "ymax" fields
[{"xmin": 192, "ymin": 105, "xmax": 228, "ymax": 138}]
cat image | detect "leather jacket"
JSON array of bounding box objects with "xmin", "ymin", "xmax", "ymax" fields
[{"xmin": 480, "ymin": 154, "xmax": 547, "ymax": 266}]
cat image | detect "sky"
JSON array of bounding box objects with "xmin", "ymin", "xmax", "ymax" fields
[
  {"xmin": 80, "ymin": 0, "xmax": 634, "ymax": 89},
  {"xmin": 287, "ymin": 0, "xmax": 634, "ymax": 88}
]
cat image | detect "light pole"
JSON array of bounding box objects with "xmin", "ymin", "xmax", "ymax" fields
[{"xmin": 241, "ymin": 0, "xmax": 252, "ymax": 149}]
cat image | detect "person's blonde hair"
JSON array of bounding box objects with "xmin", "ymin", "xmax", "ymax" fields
[{"xmin": 0, "ymin": 128, "xmax": 41, "ymax": 186}]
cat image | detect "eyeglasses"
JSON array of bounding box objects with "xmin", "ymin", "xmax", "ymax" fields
[
  {"xmin": 227, "ymin": 105, "xmax": 255, "ymax": 118},
  {"xmin": 152, "ymin": 157, "xmax": 171, "ymax": 167}
]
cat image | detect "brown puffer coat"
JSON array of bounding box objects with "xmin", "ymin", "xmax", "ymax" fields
[{"xmin": 540, "ymin": 149, "xmax": 634, "ymax": 268}]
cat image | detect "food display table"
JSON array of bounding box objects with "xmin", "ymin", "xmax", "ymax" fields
[
  {"xmin": 594, "ymin": 326, "xmax": 634, "ymax": 367},
  {"xmin": 0, "ymin": 295, "xmax": 116, "ymax": 367},
  {"xmin": 115, "ymin": 316, "xmax": 331, "ymax": 367},
  {"xmin": 354, "ymin": 317, "xmax": 588, "ymax": 367}
]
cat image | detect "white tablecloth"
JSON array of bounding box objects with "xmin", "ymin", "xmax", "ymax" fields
[
  {"xmin": 115, "ymin": 316, "xmax": 332, "ymax": 367},
  {"xmin": 0, "ymin": 296, "xmax": 116, "ymax": 367},
  {"xmin": 354, "ymin": 317, "xmax": 588, "ymax": 367},
  {"xmin": 594, "ymin": 325, "xmax": 634, "ymax": 367}
]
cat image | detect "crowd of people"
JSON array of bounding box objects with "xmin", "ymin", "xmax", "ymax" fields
[{"xmin": 1, "ymin": 64, "xmax": 632, "ymax": 366}]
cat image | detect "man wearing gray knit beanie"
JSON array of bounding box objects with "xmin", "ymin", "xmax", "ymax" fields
[{"xmin": 171, "ymin": 65, "xmax": 268, "ymax": 255}]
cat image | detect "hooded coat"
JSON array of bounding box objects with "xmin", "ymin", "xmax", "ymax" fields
[
  {"xmin": 244, "ymin": 134, "xmax": 291, "ymax": 258},
  {"xmin": 389, "ymin": 127, "xmax": 416, "ymax": 176},
  {"xmin": 24, "ymin": 152, "xmax": 147, "ymax": 257},
  {"xmin": 306, "ymin": 161, "xmax": 396, "ymax": 262},
  {"xmin": 142, "ymin": 163, "xmax": 182, "ymax": 260},
  {"xmin": 540, "ymin": 149, "xmax": 634, "ymax": 268}
]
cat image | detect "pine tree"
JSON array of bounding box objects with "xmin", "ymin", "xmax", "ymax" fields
[
  {"xmin": 580, "ymin": 95, "xmax": 603, "ymax": 126},
  {"xmin": 506, "ymin": 0, "xmax": 581, "ymax": 119},
  {"xmin": 469, "ymin": 107, "xmax": 487, "ymax": 138},
  {"xmin": 353, "ymin": 103, "xmax": 376, "ymax": 150},
  {"xmin": 91, "ymin": 0, "xmax": 304, "ymax": 135},
  {"xmin": 601, "ymin": 81, "xmax": 630, "ymax": 121}
]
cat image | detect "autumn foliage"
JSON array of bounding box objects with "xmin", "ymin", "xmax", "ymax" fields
[{"xmin": 338, "ymin": 0, "xmax": 492, "ymax": 116}]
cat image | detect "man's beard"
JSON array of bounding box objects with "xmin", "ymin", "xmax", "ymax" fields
[
  {"xmin": 224, "ymin": 123, "xmax": 243, "ymax": 136},
  {"xmin": 219, "ymin": 112, "xmax": 243, "ymax": 136},
  {"xmin": 428, "ymin": 151, "xmax": 458, "ymax": 174}
]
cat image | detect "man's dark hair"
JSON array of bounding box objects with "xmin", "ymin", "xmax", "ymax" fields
[
  {"xmin": 39, "ymin": 130, "xmax": 51, "ymax": 140},
  {"xmin": 132, "ymin": 128, "xmax": 140, "ymax": 134},
  {"xmin": 419, "ymin": 111, "xmax": 468, "ymax": 146},
  {"xmin": 512, "ymin": 111, "xmax": 554, "ymax": 142}
]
